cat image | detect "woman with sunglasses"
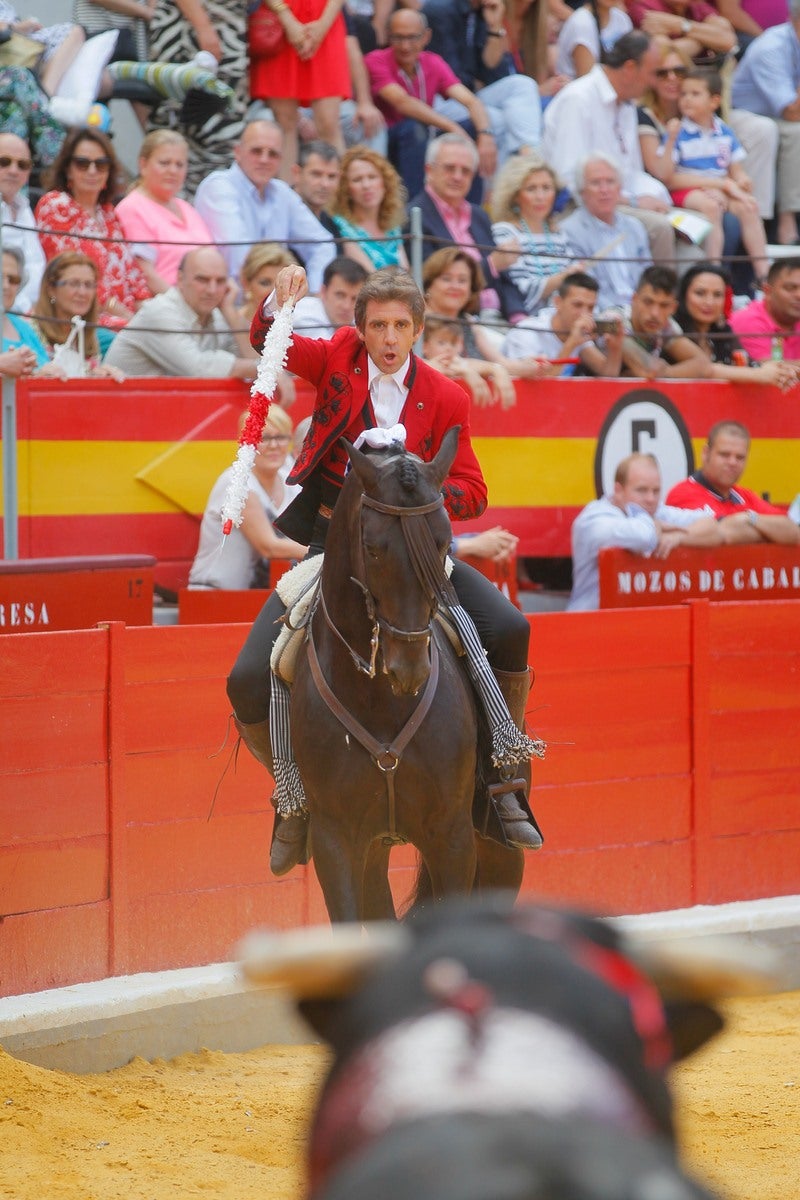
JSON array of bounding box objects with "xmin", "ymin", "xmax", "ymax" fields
[
  {"xmin": 188, "ymin": 405, "xmax": 307, "ymax": 591},
  {"xmin": 674, "ymin": 260, "xmax": 799, "ymax": 391},
  {"xmin": 35, "ymin": 127, "xmax": 151, "ymax": 328},
  {"xmin": 30, "ymin": 251, "xmax": 125, "ymax": 380}
]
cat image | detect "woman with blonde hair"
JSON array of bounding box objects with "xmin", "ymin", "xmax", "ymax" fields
[
  {"xmin": 31, "ymin": 251, "xmax": 124, "ymax": 379},
  {"xmin": 116, "ymin": 129, "xmax": 213, "ymax": 294},
  {"xmin": 237, "ymin": 243, "xmax": 300, "ymax": 321},
  {"xmin": 490, "ymin": 154, "xmax": 580, "ymax": 315},
  {"xmin": 235, "ymin": 243, "xmax": 300, "ymax": 407},
  {"xmin": 189, "ymin": 404, "xmax": 307, "ymax": 590},
  {"xmin": 330, "ymin": 147, "xmax": 408, "ymax": 272}
]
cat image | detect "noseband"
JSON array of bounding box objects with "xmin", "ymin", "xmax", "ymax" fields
[{"xmin": 320, "ymin": 491, "xmax": 447, "ymax": 678}]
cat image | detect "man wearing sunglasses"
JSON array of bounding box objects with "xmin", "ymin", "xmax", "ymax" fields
[
  {"xmin": 195, "ymin": 118, "xmax": 335, "ymax": 290},
  {"xmin": 0, "ymin": 133, "xmax": 45, "ymax": 312}
]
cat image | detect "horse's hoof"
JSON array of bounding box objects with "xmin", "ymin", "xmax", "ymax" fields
[{"xmin": 270, "ymin": 813, "xmax": 309, "ymax": 877}]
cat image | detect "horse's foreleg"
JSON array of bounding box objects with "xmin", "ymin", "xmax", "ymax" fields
[
  {"xmin": 421, "ymin": 826, "xmax": 477, "ymax": 903},
  {"xmin": 310, "ymin": 818, "xmax": 367, "ymax": 925},
  {"xmin": 362, "ymin": 842, "xmax": 394, "ymax": 922}
]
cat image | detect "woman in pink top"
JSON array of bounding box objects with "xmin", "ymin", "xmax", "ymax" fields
[
  {"xmin": 35, "ymin": 128, "xmax": 151, "ymax": 328},
  {"xmin": 115, "ymin": 130, "xmax": 214, "ymax": 294}
]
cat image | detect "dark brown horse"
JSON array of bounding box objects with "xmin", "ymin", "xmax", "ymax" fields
[{"xmin": 290, "ymin": 429, "xmax": 523, "ymax": 922}]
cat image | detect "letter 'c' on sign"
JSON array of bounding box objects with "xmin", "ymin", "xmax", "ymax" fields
[{"xmin": 594, "ymin": 390, "xmax": 694, "ymax": 498}]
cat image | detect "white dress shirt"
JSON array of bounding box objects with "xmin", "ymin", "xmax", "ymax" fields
[
  {"xmin": 542, "ymin": 65, "xmax": 669, "ymax": 204},
  {"xmin": 367, "ymin": 356, "xmax": 409, "ymax": 429},
  {"xmin": 2, "ymin": 194, "xmax": 46, "ymax": 313}
]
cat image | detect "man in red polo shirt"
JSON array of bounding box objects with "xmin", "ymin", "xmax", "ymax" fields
[{"xmin": 666, "ymin": 420, "xmax": 800, "ymax": 544}]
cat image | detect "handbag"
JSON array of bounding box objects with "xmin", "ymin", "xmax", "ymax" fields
[
  {"xmin": 248, "ymin": 4, "xmax": 287, "ymax": 60},
  {"xmin": 0, "ymin": 30, "xmax": 45, "ymax": 70}
]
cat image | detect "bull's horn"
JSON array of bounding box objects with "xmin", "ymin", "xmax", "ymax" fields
[
  {"xmin": 623, "ymin": 933, "xmax": 785, "ymax": 1000},
  {"xmin": 237, "ymin": 921, "xmax": 410, "ymax": 999}
]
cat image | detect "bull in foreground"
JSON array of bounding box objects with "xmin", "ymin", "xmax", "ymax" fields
[{"xmin": 241, "ymin": 894, "xmax": 780, "ymax": 1200}]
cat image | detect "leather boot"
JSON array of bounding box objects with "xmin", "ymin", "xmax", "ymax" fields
[
  {"xmin": 234, "ymin": 717, "xmax": 309, "ymax": 876},
  {"xmin": 489, "ymin": 669, "xmax": 543, "ymax": 850}
]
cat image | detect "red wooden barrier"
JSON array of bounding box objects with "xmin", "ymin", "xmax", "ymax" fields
[
  {"xmin": 0, "ymin": 555, "xmax": 155, "ymax": 632},
  {"xmin": 599, "ymin": 545, "xmax": 800, "ymax": 608},
  {"xmin": 1, "ymin": 599, "xmax": 799, "ymax": 996},
  {"xmin": 178, "ymin": 588, "xmax": 270, "ymax": 625}
]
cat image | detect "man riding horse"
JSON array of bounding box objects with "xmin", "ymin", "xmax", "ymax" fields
[{"xmin": 227, "ymin": 263, "xmax": 543, "ymax": 875}]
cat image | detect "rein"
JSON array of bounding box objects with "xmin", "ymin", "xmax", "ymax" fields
[{"xmin": 319, "ymin": 490, "xmax": 447, "ymax": 678}]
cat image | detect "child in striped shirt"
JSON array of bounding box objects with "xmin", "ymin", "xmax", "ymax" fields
[{"xmin": 659, "ymin": 68, "xmax": 768, "ymax": 283}]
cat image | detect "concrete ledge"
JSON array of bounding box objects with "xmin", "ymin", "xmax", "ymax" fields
[
  {"xmin": 1, "ymin": 896, "xmax": 798, "ymax": 1074},
  {"xmin": 0, "ymin": 962, "xmax": 313, "ymax": 1074}
]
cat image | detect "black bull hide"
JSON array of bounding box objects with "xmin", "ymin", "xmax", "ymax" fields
[{"xmin": 241, "ymin": 895, "xmax": 776, "ymax": 1200}]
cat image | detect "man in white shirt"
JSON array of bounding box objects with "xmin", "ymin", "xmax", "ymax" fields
[
  {"xmin": 0, "ymin": 134, "xmax": 45, "ymax": 313},
  {"xmin": 502, "ymin": 271, "xmax": 624, "ymax": 377},
  {"xmin": 194, "ymin": 120, "xmax": 335, "ymax": 290},
  {"xmin": 561, "ymin": 153, "xmax": 652, "ymax": 310},
  {"xmin": 542, "ymin": 30, "xmax": 676, "ymax": 264},
  {"xmin": 292, "ymin": 256, "xmax": 368, "ymax": 337},
  {"xmin": 105, "ymin": 247, "xmax": 258, "ymax": 379},
  {"xmin": 567, "ymin": 452, "xmax": 720, "ymax": 611}
]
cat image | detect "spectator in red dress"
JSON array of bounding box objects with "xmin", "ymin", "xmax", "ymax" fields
[
  {"xmin": 249, "ymin": 0, "xmax": 349, "ymax": 180},
  {"xmin": 666, "ymin": 419, "xmax": 800, "ymax": 544},
  {"xmin": 35, "ymin": 127, "xmax": 151, "ymax": 328}
]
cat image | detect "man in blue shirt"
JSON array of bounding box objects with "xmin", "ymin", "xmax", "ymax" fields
[
  {"xmin": 731, "ymin": 2, "xmax": 800, "ymax": 246},
  {"xmin": 195, "ymin": 119, "xmax": 335, "ymax": 290}
]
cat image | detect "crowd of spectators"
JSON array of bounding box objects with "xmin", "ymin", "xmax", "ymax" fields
[{"xmin": 3, "ymin": 0, "xmax": 800, "ymax": 586}]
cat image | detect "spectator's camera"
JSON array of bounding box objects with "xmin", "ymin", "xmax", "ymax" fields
[{"xmin": 595, "ymin": 317, "xmax": 621, "ymax": 335}]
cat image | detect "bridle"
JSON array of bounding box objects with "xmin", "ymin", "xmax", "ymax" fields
[
  {"xmin": 318, "ymin": 491, "xmax": 447, "ymax": 679},
  {"xmin": 308, "ymin": 485, "xmax": 450, "ymax": 843}
]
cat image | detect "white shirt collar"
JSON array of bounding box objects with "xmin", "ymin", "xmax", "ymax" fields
[{"xmin": 367, "ymin": 355, "xmax": 410, "ymax": 392}]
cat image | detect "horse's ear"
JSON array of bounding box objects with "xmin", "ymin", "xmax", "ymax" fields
[
  {"xmin": 426, "ymin": 425, "xmax": 461, "ymax": 491},
  {"xmin": 343, "ymin": 438, "xmax": 381, "ymax": 493}
]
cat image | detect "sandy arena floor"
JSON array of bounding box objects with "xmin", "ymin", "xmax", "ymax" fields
[{"xmin": 0, "ymin": 991, "xmax": 798, "ymax": 1200}]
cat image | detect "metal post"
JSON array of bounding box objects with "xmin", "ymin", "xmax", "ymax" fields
[
  {"xmin": 0, "ymin": 217, "xmax": 19, "ymax": 558},
  {"xmin": 409, "ymin": 206, "xmax": 423, "ymax": 292}
]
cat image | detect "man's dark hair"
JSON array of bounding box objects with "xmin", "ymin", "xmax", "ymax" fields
[
  {"xmin": 354, "ymin": 267, "xmax": 425, "ymax": 332},
  {"xmin": 685, "ymin": 67, "xmax": 723, "ymax": 97},
  {"xmin": 323, "ymin": 256, "xmax": 368, "ymax": 288},
  {"xmin": 636, "ymin": 265, "xmax": 679, "ymax": 296},
  {"xmin": 602, "ymin": 30, "xmax": 650, "ymax": 69},
  {"xmin": 558, "ymin": 271, "xmax": 599, "ymax": 298},
  {"xmin": 298, "ymin": 140, "xmax": 341, "ymax": 169},
  {"xmin": 707, "ymin": 420, "xmax": 750, "ymax": 448},
  {"xmin": 766, "ymin": 256, "xmax": 800, "ymax": 284}
]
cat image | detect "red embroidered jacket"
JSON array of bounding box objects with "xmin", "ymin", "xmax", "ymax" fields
[{"xmin": 250, "ymin": 310, "xmax": 488, "ymax": 525}]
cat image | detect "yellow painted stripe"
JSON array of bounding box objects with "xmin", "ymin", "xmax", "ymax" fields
[
  {"xmin": 14, "ymin": 440, "xmax": 235, "ymax": 517},
  {"xmin": 474, "ymin": 437, "xmax": 596, "ymax": 506},
  {"xmin": 6, "ymin": 435, "xmax": 800, "ymax": 519}
]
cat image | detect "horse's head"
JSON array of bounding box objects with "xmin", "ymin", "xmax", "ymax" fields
[{"xmin": 342, "ymin": 428, "xmax": 459, "ymax": 696}]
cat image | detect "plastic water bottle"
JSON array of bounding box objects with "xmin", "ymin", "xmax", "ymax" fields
[{"xmin": 771, "ymin": 335, "xmax": 783, "ymax": 361}]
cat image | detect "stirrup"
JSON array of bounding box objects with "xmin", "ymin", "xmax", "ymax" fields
[{"xmin": 488, "ymin": 778, "xmax": 543, "ymax": 850}]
